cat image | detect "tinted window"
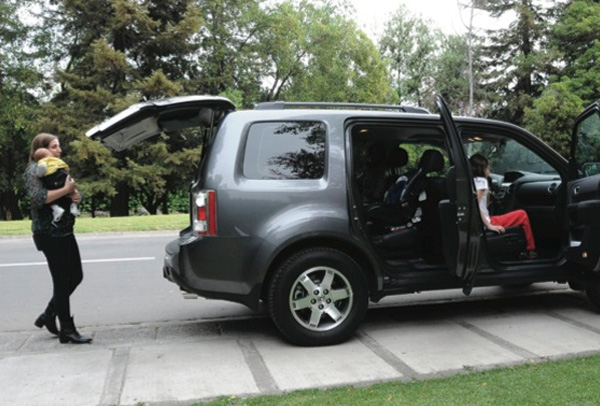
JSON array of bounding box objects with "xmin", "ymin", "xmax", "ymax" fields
[
  {"xmin": 574, "ymin": 112, "xmax": 600, "ymax": 178},
  {"xmin": 463, "ymin": 132, "xmax": 557, "ymax": 176},
  {"xmin": 243, "ymin": 121, "xmax": 326, "ymax": 180}
]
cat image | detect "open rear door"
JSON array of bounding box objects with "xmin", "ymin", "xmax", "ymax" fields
[
  {"xmin": 86, "ymin": 96, "xmax": 235, "ymax": 152},
  {"xmin": 567, "ymin": 100, "xmax": 600, "ymax": 272},
  {"xmin": 436, "ymin": 96, "xmax": 481, "ymax": 294}
]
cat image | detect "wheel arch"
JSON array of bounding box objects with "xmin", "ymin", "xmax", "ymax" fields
[{"xmin": 260, "ymin": 236, "xmax": 380, "ymax": 304}]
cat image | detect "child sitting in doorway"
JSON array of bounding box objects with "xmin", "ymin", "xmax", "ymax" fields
[{"xmin": 469, "ymin": 153, "xmax": 538, "ymax": 259}]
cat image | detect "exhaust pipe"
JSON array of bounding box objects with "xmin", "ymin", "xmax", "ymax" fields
[{"xmin": 180, "ymin": 289, "xmax": 198, "ymax": 299}]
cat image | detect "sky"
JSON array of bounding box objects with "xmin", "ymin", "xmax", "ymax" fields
[{"xmin": 348, "ymin": 0, "xmax": 509, "ymax": 39}]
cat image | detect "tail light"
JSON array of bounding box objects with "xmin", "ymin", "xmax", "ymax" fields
[{"xmin": 193, "ymin": 190, "xmax": 217, "ymax": 236}]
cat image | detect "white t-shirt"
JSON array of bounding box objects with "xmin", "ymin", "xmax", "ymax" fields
[{"xmin": 474, "ymin": 177, "xmax": 490, "ymax": 223}]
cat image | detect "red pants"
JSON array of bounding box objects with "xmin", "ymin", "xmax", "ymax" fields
[{"xmin": 490, "ymin": 209, "xmax": 536, "ymax": 251}]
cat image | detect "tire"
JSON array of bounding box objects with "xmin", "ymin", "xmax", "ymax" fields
[
  {"xmin": 568, "ymin": 280, "xmax": 585, "ymax": 292},
  {"xmin": 268, "ymin": 247, "xmax": 368, "ymax": 346},
  {"xmin": 585, "ymin": 277, "xmax": 600, "ymax": 312}
]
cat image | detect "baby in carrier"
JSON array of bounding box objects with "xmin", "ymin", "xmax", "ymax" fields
[{"xmin": 34, "ymin": 148, "xmax": 81, "ymax": 223}]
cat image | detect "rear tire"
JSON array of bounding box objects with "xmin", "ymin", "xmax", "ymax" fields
[{"xmin": 268, "ymin": 247, "xmax": 368, "ymax": 346}]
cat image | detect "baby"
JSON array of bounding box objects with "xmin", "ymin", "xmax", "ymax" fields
[{"xmin": 34, "ymin": 148, "xmax": 81, "ymax": 223}]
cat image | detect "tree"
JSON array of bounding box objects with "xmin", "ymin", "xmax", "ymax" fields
[
  {"xmin": 190, "ymin": 0, "xmax": 265, "ymax": 107},
  {"xmin": 433, "ymin": 34, "xmax": 485, "ymax": 115},
  {"xmin": 551, "ymin": 0, "xmax": 600, "ymax": 106},
  {"xmin": 258, "ymin": 0, "xmax": 395, "ymax": 104},
  {"xmin": 477, "ymin": 0, "xmax": 552, "ymax": 125},
  {"xmin": 523, "ymin": 82, "xmax": 584, "ymax": 157},
  {"xmin": 33, "ymin": 0, "xmax": 207, "ymax": 216},
  {"xmin": 0, "ymin": 0, "xmax": 41, "ymax": 220},
  {"xmin": 379, "ymin": 5, "xmax": 441, "ymax": 109}
]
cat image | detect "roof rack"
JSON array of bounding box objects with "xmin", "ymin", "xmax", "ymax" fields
[{"xmin": 254, "ymin": 101, "xmax": 430, "ymax": 114}]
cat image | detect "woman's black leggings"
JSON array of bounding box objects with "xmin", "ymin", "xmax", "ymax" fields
[{"xmin": 35, "ymin": 234, "xmax": 83, "ymax": 322}]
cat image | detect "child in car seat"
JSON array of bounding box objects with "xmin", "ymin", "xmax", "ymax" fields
[
  {"xmin": 469, "ymin": 153, "xmax": 538, "ymax": 259},
  {"xmin": 34, "ymin": 148, "xmax": 81, "ymax": 223}
]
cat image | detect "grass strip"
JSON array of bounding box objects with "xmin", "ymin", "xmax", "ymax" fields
[
  {"xmin": 0, "ymin": 213, "xmax": 189, "ymax": 236},
  {"xmin": 200, "ymin": 354, "xmax": 600, "ymax": 406}
]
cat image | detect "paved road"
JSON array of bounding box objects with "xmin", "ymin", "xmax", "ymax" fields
[{"xmin": 0, "ymin": 232, "xmax": 255, "ymax": 332}]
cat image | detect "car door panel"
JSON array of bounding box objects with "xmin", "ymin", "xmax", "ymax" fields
[
  {"xmin": 567, "ymin": 175, "xmax": 600, "ymax": 271},
  {"xmin": 513, "ymin": 180, "xmax": 564, "ymax": 240},
  {"xmin": 436, "ymin": 96, "xmax": 481, "ymax": 294},
  {"xmin": 567, "ymin": 100, "xmax": 600, "ymax": 272}
]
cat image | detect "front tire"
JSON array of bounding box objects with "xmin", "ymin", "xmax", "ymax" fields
[
  {"xmin": 268, "ymin": 248, "xmax": 368, "ymax": 346},
  {"xmin": 586, "ymin": 277, "xmax": 600, "ymax": 312}
]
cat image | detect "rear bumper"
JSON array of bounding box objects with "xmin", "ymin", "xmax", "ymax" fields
[{"xmin": 162, "ymin": 234, "xmax": 263, "ymax": 311}]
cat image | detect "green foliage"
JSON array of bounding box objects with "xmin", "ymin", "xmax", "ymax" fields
[
  {"xmin": 32, "ymin": 0, "xmax": 209, "ymax": 216},
  {"xmin": 433, "ymin": 34, "xmax": 485, "ymax": 115},
  {"xmin": 1, "ymin": 213, "xmax": 189, "ymax": 235},
  {"xmin": 379, "ymin": 5, "xmax": 441, "ymax": 109},
  {"xmin": 260, "ymin": 0, "xmax": 395, "ymax": 104},
  {"xmin": 524, "ymin": 82, "xmax": 584, "ymax": 157},
  {"xmin": 0, "ymin": 0, "xmax": 42, "ymax": 220},
  {"xmin": 190, "ymin": 0, "xmax": 265, "ymax": 106},
  {"xmin": 477, "ymin": 0, "xmax": 553, "ymax": 125}
]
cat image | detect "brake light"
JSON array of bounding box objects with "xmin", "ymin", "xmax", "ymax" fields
[{"xmin": 193, "ymin": 190, "xmax": 217, "ymax": 236}]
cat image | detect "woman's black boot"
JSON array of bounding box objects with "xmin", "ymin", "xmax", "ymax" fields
[
  {"xmin": 34, "ymin": 304, "xmax": 59, "ymax": 335},
  {"xmin": 59, "ymin": 317, "xmax": 92, "ymax": 344}
]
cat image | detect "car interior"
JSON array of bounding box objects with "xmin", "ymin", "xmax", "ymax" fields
[{"xmin": 350, "ymin": 123, "xmax": 568, "ymax": 275}]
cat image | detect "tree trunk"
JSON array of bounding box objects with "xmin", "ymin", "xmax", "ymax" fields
[
  {"xmin": 161, "ymin": 196, "xmax": 169, "ymax": 215},
  {"xmin": 0, "ymin": 190, "xmax": 23, "ymax": 220},
  {"xmin": 109, "ymin": 182, "xmax": 130, "ymax": 217}
]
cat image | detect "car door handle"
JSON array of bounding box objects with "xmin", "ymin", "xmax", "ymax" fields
[{"xmin": 573, "ymin": 186, "xmax": 580, "ymax": 196}]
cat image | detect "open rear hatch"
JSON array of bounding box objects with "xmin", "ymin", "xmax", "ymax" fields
[{"xmin": 85, "ymin": 96, "xmax": 235, "ymax": 151}]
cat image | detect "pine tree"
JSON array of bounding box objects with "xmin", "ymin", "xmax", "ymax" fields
[
  {"xmin": 478, "ymin": 0, "xmax": 552, "ymax": 125},
  {"xmin": 33, "ymin": 0, "xmax": 208, "ymax": 216}
]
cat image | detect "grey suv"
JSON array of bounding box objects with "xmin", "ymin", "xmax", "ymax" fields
[{"xmin": 87, "ymin": 96, "xmax": 600, "ymax": 346}]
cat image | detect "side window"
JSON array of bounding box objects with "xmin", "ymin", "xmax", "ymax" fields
[
  {"xmin": 574, "ymin": 112, "xmax": 600, "ymax": 178},
  {"xmin": 243, "ymin": 121, "xmax": 326, "ymax": 180},
  {"xmin": 463, "ymin": 132, "xmax": 557, "ymax": 176}
]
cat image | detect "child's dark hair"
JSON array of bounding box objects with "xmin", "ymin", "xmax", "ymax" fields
[{"xmin": 469, "ymin": 153, "xmax": 489, "ymax": 177}]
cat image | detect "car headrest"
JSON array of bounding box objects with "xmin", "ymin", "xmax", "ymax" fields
[
  {"xmin": 418, "ymin": 149, "xmax": 444, "ymax": 173},
  {"xmin": 388, "ymin": 147, "xmax": 408, "ymax": 168}
]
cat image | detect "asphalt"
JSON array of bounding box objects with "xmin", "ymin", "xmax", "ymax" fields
[{"xmin": 2, "ymin": 285, "xmax": 600, "ymax": 406}]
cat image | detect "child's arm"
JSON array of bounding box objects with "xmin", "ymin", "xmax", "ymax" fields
[{"xmin": 477, "ymin": 189, "xmax": 504, "ymax": 234}]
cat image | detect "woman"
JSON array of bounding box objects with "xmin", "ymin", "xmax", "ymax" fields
[
  {"xmin": 24, "ymin": 133, "xmax": 92, "ymax": 344},
  {"xmin": 469, "ymin": 153, "xmax": 538, "ymax": 259}
]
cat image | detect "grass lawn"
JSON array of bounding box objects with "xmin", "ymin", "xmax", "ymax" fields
[
  {"xmin": 200, "ymin": 354, "xmax": 600, "ymax": 405},
  {"xmin": 0, "ymin": 213, "xmax": 189, "ymax": 236}
]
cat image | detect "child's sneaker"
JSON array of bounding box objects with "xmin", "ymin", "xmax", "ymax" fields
[
  {"xmin": 52, "ymin": 205, "xmax": 65, "ymax": 223},
  {"xmin": 70, "ymin": 203, "xmax": 80, "ymax": 217},
  {"xmin": 519, "ymin": 250, "xmax": 538, "ymax": 260}
]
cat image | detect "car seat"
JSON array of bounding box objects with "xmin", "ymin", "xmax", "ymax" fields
[{"xmin": 371, "ymin": 149, "xmax": 447, "ymax": 260}]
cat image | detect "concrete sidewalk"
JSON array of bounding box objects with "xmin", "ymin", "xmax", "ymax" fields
[{"xmin": 2, "ymin": 290, "xmax": 600, "ymax": 406}]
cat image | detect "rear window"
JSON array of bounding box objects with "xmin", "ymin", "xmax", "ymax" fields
[{"xmin": 243, "ymin": 121, "xmax": 326, "ymax": 180}]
